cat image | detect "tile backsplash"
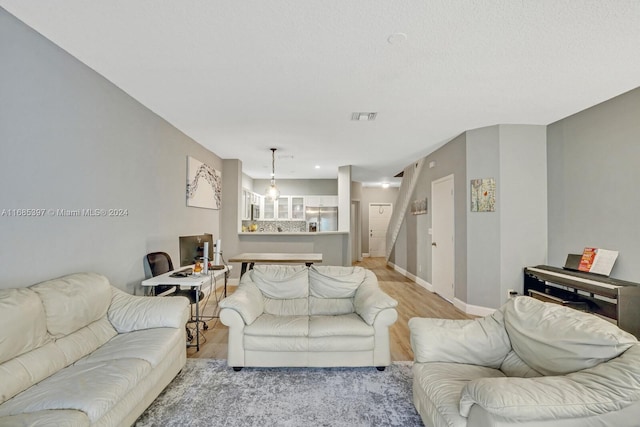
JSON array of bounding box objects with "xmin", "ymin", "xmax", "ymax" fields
[{"xmin": 242, "ymin": 220, "xmax": 307, "ymax": 233}]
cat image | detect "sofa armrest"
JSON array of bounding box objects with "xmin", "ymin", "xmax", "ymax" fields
[
  {"xmin": 108, "ymin": 287, "xmax": 189, "ymax": 333},
  {"xmin": 409, "ymin": 312, "xmax": 511, "ymax": 368},
  {"xmin": 218, "ymin": 282, "xmax": 264, "ymax": 325},
  {"xmin": 354, "ymin": 276, "xmax": 398, "ymax": 325},
  {"xmin": 460, "ymin": 344, "xmax": 640, "ymax": 421},
  {"xmin": 0, "ymin": 410, "xmax": 89, "ymax": 427}
]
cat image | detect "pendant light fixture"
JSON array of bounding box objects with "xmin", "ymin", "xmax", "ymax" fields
[{"xmin": 265, "ymin": 148, "xmax": 280, "ymax": 201}]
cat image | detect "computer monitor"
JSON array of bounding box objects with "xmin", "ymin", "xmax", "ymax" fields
[{"xmin": 178, "ymin": 234, "xmax": 214, "ymax": 267}]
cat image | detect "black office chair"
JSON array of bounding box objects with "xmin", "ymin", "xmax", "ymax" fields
[{"xmin": 146, "ymin": 252, "xmax": 206, "ymax": 341}]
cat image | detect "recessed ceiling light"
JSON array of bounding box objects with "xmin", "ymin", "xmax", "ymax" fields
[
  {"xmin": 314, "ymin": 165, "xmax": 320, "ymax": 169},
  {"xmin": 351, "ymin": 112, "xmax": 377, "ymax": 121}
]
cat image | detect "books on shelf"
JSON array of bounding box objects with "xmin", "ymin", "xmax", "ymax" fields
[{"xmin": 578, "ymin": 247, "xmax": 619, "ymax": 276}]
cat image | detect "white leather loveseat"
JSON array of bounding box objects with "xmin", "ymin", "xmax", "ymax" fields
[
  {"xmin": 219, "ymin": 265, "xmax": 398, "ymax": 370},
  {"xmin": 0, "ymin": 272, "xmax": 189, "ymax": 427},
  {"xmin": 409, "ymin": 296, "xmax": 640, "ymax": 427}
]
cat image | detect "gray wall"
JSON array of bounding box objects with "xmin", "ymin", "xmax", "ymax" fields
[
  {"xmin": 498, "ymin": 125, "xmax": 547, "ymax": 303},
  {"xmin": 548, "ymin": 87, "xmax": 640, "ymax": 282},
  {"xmin": 465, "ymin": 127, "xmax": 501, "ymax": 307},
  {"xmin": 392, "ymin": 125, "xmax": 546, "ymax": 310},
  {"xmin": 393, "ymin": 134, "xmax": 467, "ymax": 294},
  {"xmin": 465, "ymin": 125, "xmax": 547, "ymax": 307},
  {"xmin": 251, "ymin": 179, "xmax": 337, "ymax": 196},
  {"xmin": 0, "ymin": 10, "xmax": 222, "ymax": 292}
]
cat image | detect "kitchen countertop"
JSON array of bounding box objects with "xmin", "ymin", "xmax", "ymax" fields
[{"xmin": 238, "ymin": 231, "xmax": 348, "ymax": 236}]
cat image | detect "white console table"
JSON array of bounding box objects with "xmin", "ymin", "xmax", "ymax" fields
[{"xmin": 141, "ymin": 265, "xmax": 230, "ymax": 351}]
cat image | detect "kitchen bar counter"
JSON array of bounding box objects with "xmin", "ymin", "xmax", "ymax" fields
[
  {"xmin": 238, "ymin": 231, "xmax": 348, "ymax": 236},
  {"xmin": 231, "ymin": 230, "xmax": 350, "ymax": 272}
]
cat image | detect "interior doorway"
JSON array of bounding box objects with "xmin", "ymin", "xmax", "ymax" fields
[
  {"xmin": 369, "ymin": 203, "xmax": 393, "ymax": 257},
  {"xmin": 431, "ymin": 175, "xmax": 455, "ymax": 301}
]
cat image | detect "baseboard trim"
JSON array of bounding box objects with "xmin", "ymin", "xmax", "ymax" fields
[
  {"xmin": 388, "ymin": 262, "xmax": 494, "ymax": 316},
  {"xmin": 388, "ymin": 262, "xmax": 434, "ymax": 292},
  {"xmin": 362, "ymin": 253, "xmax": 370, "ymax": 258},
  {"xmin": 453, "ymin": 298, "xmax": 496, "ymax": 317}
]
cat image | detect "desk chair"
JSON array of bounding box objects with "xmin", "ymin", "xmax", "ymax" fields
[{"xmin": 146, "ymin": 252, "xmax": 206, "ymax": 342}]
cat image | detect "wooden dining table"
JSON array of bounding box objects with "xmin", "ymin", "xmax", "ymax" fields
[{"xmin": 228, "ymin": 252, "xmax": 323, "ymax": 276}]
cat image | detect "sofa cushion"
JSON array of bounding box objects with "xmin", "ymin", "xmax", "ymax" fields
[
  {"xmin": 413, "ymin": 362, "xmax": 506, "ymax": 427},
  {"xmin": 0, "ymin": 358, "xmax": 150, "ymax": 423},
  {"xmin": 0, "ymin": 288, "xmax": 50, "ymax": 364},
  {"xmin": 499, "ymin": 350, "xmax": 543, "ymax": 378},
  {"xmin": 503, "ymin": 297, "xmax": 637, "ymax": 376},
  {"xmin": 309, "ymin": 313, "xmax": 375, "ymax": 337},
  {"xmin": 0, "ymin": 341, "xmax": 67, "ymax": 406},
  {"xmin": 76, "ymin": 327, "xmax": 184, "ymax": 368},
  {"xmin": 309, "ymin": 336, "xmax": 374, "ymax": 352},
  {"xmin": 460, "ymin": 345, "xmax": 640, "ymax": 421},
  {"xmin": 309, "ymin": 265, "xmax": 365, "ymax": 298},
  {"xmin": 31, "ymin": 273, "xmax": 112, "ymax": 338},
  {"xmin": 53, "ymin": 317, "xmax": 118, "ymax": 366},
  {"xmin": 309, "ymin": 296, "xmax": 354, "ymax": 316},
  {"xmin": 244, "ymin": 314, "xmax": 309, "ymax": 337},
  {"xmin": 250, "ymin": 265, "xmax": 309, "ymax": 299},
  {"xmin": 409, "ymin": 314, "xmax": 511, "ymax": 368}
]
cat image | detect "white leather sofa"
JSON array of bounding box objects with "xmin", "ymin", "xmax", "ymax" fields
[
  {"xmin": 219, "ymin": 265, "xmax": 398, "ymax": 370},
  {"xmin": 409, "ymin": 296, "xmax": 640, "ymax": 427},
  {"xmin": 0, "ymin": 272, "xmax": 189, "ymax": 427}
]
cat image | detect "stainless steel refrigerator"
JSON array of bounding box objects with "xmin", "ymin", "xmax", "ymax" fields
[{"xmin": 305, "ymin": 206, "xmax": 338, "ymax": 232}]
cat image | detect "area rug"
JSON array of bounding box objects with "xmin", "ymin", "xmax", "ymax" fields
[{"xmin": 135, "ymin": 359, "xmax": 423, "ymax": 427}]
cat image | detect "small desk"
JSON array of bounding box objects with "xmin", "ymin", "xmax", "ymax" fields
[
  {"xmin": 229, "ymin": 252, "xmax": 322, "ymax": 276},
  {"xmin": 141, "ymin": 266, "xmax": 230, "ymax": 351}
]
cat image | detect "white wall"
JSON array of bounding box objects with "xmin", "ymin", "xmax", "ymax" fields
[{"xmin": 0, "ymin": 10, "xmax": 222, "ymax": 292}]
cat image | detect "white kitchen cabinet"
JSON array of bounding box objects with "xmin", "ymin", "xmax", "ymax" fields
[
  {"xmin": 291, "ymin": 196, "xmax": 305, "ymax": 219},
  {"xmin": 242, "ymin": 189, "xmax": 263, "ymax": 220},
  {"xmin": 277, "ymin": 197, "xmax": 290, "ymax": 219},
  {"xmin": 262, "ymin": 197, "xmax": 276, "ymax": 220},
  {"xmin": 305, "ymin": 195, "xmax": 338, "ymax": 207}
]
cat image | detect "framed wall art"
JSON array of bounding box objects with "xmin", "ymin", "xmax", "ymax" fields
[
  {"xmin": 186, "ymin": 156, "xmax": 222, "ymax": 210},
  {"xmin": 470, "ymin": 178, "xmax": 495, "ymax": 212},
  {"xmin": 411, "ymin": 197, "xmax": 428, "ymax": 215}
]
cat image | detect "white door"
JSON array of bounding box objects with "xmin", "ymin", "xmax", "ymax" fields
[
  {"xmin": 431, "ymin": 175, "xmax": 455, "ymax": 301},
  {"xmin": 369, "ymin": 203, "xmax": 393, "ymax": 257}
]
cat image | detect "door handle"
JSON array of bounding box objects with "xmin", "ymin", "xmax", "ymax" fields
[{"xmin": 432, "ymin": 242, "xmax": 437, "ymax": 247}]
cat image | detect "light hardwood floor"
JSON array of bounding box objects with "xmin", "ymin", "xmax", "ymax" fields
[{"xmin": 187, "ymin": 257, "xmax": 474, "ymax": 361}]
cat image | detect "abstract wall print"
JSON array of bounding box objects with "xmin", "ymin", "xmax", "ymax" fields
[
  {"xmin": 411, "ymin": 197, "xmax": 428, "ymax": 215},
  {"xmin": 470, "ymin": 178, "xmax": 496, "ymax": 212},
  {"xmin": 186, "ymin": 156, "xmax": 222, "ymax": 209}
]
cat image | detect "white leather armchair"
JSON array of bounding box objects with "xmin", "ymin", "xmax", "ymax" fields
[{"xmin": 409, "ymin": 296, "xmax": 640, "ymax": 427}]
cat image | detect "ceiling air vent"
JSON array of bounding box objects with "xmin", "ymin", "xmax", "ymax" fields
[{"xmin": 351, "ymin": 112, "xmax": 377, "ymax": 121}]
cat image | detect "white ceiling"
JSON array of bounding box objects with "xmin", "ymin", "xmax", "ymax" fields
[{"xmin": 3, "ymin": 1, "xmax": 640, "ymax": 186}]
